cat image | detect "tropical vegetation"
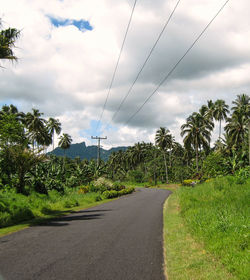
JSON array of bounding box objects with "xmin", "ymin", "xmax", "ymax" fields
[{"xmin": 0, "ymin": 18, "xmax": 20, "ymax": 65}]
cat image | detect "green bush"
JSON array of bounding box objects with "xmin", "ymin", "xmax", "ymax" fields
[
  {"xmin": 102, "ymin": 190, "xmax": 119, "ymax": 199},
  {"xmin": 94, "ymin": 195, "xmax": 102, "ymax": 202},
  {"xmin": 127, "ymin": 170, "xmax": 144, "ymax": 183},
  {"xmin": 202, "ymin": 152, "xmax": 230, "ymax": 178},
  {"xmin": 235, "ymin": 166, "xmax": 250, "ymax": 184},
  {"xmin": 182, "ymin": 179, "xmax": 198, "ymax": 186},
  {"xmin": 78, "ymin": 185, "xmax": 89, "ymax": 194},
  {"xmin": 63, "ymin": 198, "xmax": 79, "ymax": 208},
  {"xmin": 89, "ymin": 184, "xmax": 107, "ymax": 193},
  {"xmin": 111, "ymin": 182, "xmax": 126, "ymax": 191},
  {"xmin": 118, "ymin": 187, "xmax": 135, "ymax": 196}
]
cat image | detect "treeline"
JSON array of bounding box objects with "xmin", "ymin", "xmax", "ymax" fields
[
  {"xmin": 106, "ymin": 94, "xmax": 249, "ymax": 183},
  {"xmin": 0, "ymin": 105, "xmax": 73, "ymax": 194},
  {"xmin": 0, "ymin": 94, "xmax": 249, "ymax": 196}
]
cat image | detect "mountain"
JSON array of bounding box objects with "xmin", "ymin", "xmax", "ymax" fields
[{"xmin": 48, "ymin": 141, "xmax": 128, "ymax": 161}]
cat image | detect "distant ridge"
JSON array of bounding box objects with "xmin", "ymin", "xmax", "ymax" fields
[{"xmin": 48, "ymin": 141, "xmax": 128, "ymax": 161}]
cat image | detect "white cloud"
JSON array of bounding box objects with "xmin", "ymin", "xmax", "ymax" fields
[{"xmin": 0, "ymin": 0, "xmax": 249, "ymax": 149}]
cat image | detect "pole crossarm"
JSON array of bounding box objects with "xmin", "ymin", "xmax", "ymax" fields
[{"xmin": 91, "ymin": 136, "xmax": 107, "ymax": 166}]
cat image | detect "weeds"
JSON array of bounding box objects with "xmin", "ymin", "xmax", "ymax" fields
[{"xmin": 178, "ymin": 176, "xmax": 250, "ymax": 279}]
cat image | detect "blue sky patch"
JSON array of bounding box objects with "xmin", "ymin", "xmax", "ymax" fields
[{"xmin": 48, "ymin": 16, "xmax": 93, "ymax": 32}]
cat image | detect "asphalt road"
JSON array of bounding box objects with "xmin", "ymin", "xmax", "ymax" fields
[{"xmin": 0, "ymin": 188, "xmax": 171, "ymax": 280}]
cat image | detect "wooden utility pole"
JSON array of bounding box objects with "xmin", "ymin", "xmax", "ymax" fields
[{"xmin": 91, "ymin": 136, "xmax": 107, "ymax": 166}]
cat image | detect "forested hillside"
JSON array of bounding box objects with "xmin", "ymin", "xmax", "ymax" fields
[{"xmin": 49, "ymin": 142, "xmax": 128, "ymax": 161}]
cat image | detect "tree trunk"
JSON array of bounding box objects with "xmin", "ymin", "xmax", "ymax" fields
[
  {"xmin": 195, "ymin": 135, "xmax": 199, "ymax": 173},
  {"xmin": 17, "ymin": 170, "xmax": 25, "ymax": 194},
  {"xmin": 63, "ymin": 149, "xmax": 66, "ymax": 171},
  {"xmin": 163, "ymin": 151, "xmax": 168, "ymax": 184},
  {"xmin": 219, "ymin": 119, "xmax": 222, "ymax": 140},
  {"xmin": 52, "ymin": 132, "xmax": 55, "ymax": 150},
  {"xmin": 153, "ymin": 150, "xmax": 157, "ymax": 186}
]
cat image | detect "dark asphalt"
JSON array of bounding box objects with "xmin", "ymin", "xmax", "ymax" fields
[{"xmin": 0, "ymin": 188, "xmax": 171, "ymax": 280}]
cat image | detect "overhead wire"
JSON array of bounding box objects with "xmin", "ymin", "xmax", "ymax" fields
[
  {"xmin": 110, "ymin": 0, "xmax": 182, "ymax": 123},
  {"xmin": 124, "ymin": 0, "xmax": 231, "ymax": 125},
  {"xmin": 95, "ymin": 0, "xmax": 138, "ymax": 133}
]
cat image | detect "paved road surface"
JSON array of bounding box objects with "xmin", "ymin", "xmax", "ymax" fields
[{"xmin": 0, "ymin": 188, "xmax": 171, "ymax": 280}]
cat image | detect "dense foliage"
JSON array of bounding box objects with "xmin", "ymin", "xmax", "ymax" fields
[
  {"xmin": 105, "ymin": 94, "xmax": 249, "ymax": 184},
  {"xmin": 0, "ymin": 94, "xmax": 249, "ymax": 196}
]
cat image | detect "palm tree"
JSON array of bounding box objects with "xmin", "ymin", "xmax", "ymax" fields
[
  {"xmin": 0, "ymin": 104, "xmax": 26, "ymax": 124},
  {"xmin": 25, "ymin": 109, "xmax": 46, "ymax": 150},
  {"xmin": 225, "ymin": 110, "xmax": 248, "ymax": 150},
  {"xmin": 181, "ymin": 112, "xmax": 212, "ymax": 172},
  {"xmin": 232, "ymin": 94, "xmax": 250, "ymax": 117},
  {"xmin": 155, "ymin": 127, "xmax": 172, "ymax": 184},
  {"xmin": 0, "ymin": 20, "xmax": 20, "ymax": 65},
  {"xmin": 213, "ymin": 99, "xmax": 229, "ymax": 140},
  {"xmin": 231, "ymin": 94, "xmax": 250, "ymax": 164},
  {"xmin": 58, "ymin": 133, "xmax": 72, "ymax": 157},
  {"xmin": 47, "ymin": 117, "xmax": 62, "ymax": 150},
  {"xmin": 199, "ymin": 104, "xmax": 214, "ymax": 148}
]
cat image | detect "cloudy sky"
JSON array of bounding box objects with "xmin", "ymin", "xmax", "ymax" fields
[{"xmin": 0, "ymin": 0, "xmax": 249, "ymax": 149}]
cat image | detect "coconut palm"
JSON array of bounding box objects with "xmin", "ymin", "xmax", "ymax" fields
[
  {"xmin": 181, "ymin": 112, "xmax": 212, "ymax": 172},
  {"xmin": 213, "ymin": 99, "xmax": 229, "ymax": 140},
  {"xmin": 231, "ymin": 94, "xmax": 250, "ymax": 164},
  {"xmin": 0, "ymin": 104, "xmax": 26, "ymax": 123},
  {"xmin": 225, "ymin": 110, "xmax": 248, "ymax": 149},
  {"xmin": 47, "ymin": 117, "xmax": 62, "ymax": 150},
  {"xmin": 0, "ymin": 20, "xmax": 20, "ymax": 64},
  {"xmin": 232, "ymin": 94, "xmax": 250, "ymax": 116},
  {"xmin": 25, "ymin": 109, "xmax": 46, "ymax": 150},
  {"xmin": 58, "ymin": 133, "xmax": 72, "ymax": 157},
  {"xmin": 155, "ymin": 127, "xmax": 172, "ymax": 184}
]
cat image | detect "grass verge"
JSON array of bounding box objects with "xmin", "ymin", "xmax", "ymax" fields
[
  {"xmin": 0, "ymin": 188, "xmax": 132, "ymax": 237},
  {"xmin": 121, "ymin": 181, "xmax": 179, "ymax": 192},
  {"xmin": 0, "ymin": 198, "xmax": 112, "ymax": 237},
  {"xmin": 163, "ymin": 192, "xmax": 238, "ymax": 280}
]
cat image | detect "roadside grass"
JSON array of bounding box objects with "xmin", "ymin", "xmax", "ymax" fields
[
  {"xmin": 121, "ymin": 181, "xmax": 179, "ymax": 191},
  {"xmin": 0, "ymin": 189, "xmax": 120, "ymax": 237},
  {"xmin": 164, "ymin": 176, "xmax": 250, "ymax": 280},
  {"xmin": 164, "ymin": 193, "xmax": 237, "ymax": 280}
]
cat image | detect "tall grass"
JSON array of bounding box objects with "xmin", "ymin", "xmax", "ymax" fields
[
  {"xmin": 0, "ymin": 188, "xmax": 106, "ymax": 228},
  {"xmin": 178, "ymin": 176, "xmax": 250, "ymax": 279}
]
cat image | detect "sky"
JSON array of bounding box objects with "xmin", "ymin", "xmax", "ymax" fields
[{"xmin": 0, "ymin": 0, "xmax": 249, "ymax": 149}]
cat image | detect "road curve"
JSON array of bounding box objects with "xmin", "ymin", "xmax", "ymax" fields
[{"xmin": 0, "ymin": 188, "xmax": 171, "ymax": 280}]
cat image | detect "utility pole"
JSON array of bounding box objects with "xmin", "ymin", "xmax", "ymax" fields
[{"xmin": 91, "ymin": 136, "xmax": 107, "ymax": 166}]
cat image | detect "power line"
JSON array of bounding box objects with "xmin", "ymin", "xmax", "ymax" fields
[
  {"xmin": 95, "ymin": 0, "xmax": 138, "ymax": 133},
  {"xmin": 124, "ymin": 0, "xmax": 230, "ymax": 125},
  {"xmin": 110, "ymin": 0, "xmax": 182, "ymax": 123}
]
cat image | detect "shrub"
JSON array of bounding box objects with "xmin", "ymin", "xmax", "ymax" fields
[
  {"xmin": 63, "ymin": 198, "xmax": 79, "ymax": 208},
  {"xmin": 202, "ymin": 152, "xmax": 230, "ymax": 178},
  {"xmin": 89, "ymin": 184, "xmax": 107, "ymax": 193},
  {"xmin": 95, "ymin": 195, "xmax": 102, "ymax": 202},
  {"xmin": 45, "ymin": 179, "xmax": 64, "ymax": 194},
  {"xmin": 66, "ymin": 176, "xmax": 78, "ymax": 188},
  {"xmin": 93, "ymin": 177, "xmax": 113, "ymax": 189},
  {"xmin": 182, "ymin": 179, "xmax": 198, "ymax": 186},
  {"xmin": 78, "ymin": 186, "xmax": 89, "ymax": 194},
  {"xmin": 127, "ymin": 170, "xmax": 144, "ymax": 183},
  {"xmin": 235, "ymin": 166, "xmax": 250, "ymax": 184},
  {"xmin": 102, "ymin": 190, "xmax": 119, "ymax": 199},
  {"xmin": 118, "ymin": 187, "xmax": 135, "ymax": 196},
  {"xmin": 111, "ymin": 182, "xmax": 126, "ymax": 191}
]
